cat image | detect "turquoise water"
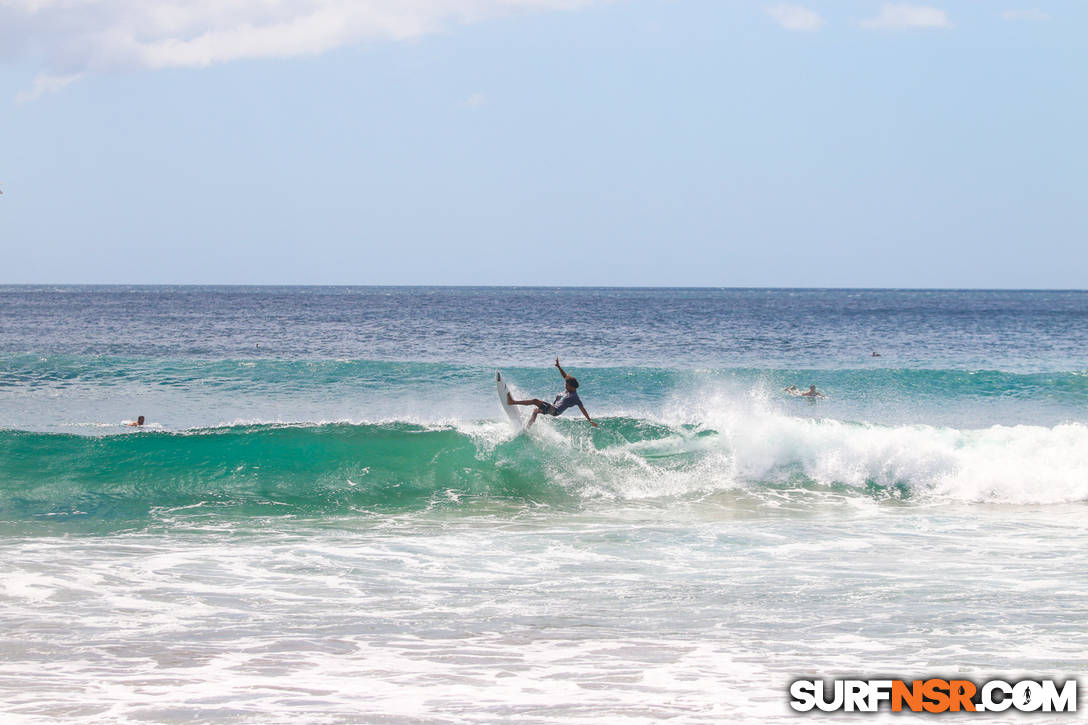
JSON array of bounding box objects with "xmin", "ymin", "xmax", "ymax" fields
[{"xmin": 1, "ymin": 287, "xmax": 1086, "ymax": 722}]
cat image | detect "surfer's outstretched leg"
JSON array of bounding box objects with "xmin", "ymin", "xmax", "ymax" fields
[{"xmin": 508, "ymin": 393, "xmax": 543, "ymax": 407}]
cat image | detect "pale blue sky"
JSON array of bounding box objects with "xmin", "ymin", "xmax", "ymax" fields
[{"xmin": 1, "ymin": 1, "xmax": 1085, "ymax": 287}]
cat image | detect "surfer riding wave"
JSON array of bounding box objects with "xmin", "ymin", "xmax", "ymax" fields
[{"xmin": 507, "ymin": 357, "xmax": 599, "ymax": 428}]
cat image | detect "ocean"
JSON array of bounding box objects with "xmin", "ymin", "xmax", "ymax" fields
[{"xmin": 1, "ymin": 286, "xmax": 1085, "ymax": 722}]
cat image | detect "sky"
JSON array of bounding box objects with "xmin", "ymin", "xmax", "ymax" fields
[{"xmin": 1, "ymin": 1, "xmax": 1085, "ymax": 287}]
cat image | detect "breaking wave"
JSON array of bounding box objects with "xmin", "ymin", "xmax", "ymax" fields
[{"xmin": 2, "ymin": 408, "xmax": 1086, "ymax": 521}]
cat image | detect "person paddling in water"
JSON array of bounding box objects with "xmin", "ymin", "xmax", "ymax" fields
[
  {"xmin": 507, "ymin": 357, "xmax": 599, "ymax": 428},
  {"xmin": 784, "ymin": 385, "xmax": 825, "ymax": 398}
]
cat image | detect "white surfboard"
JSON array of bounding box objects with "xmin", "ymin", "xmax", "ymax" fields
[{"xmin": 496, "ymin": 371, "xmax": 523, "ymax": 431}]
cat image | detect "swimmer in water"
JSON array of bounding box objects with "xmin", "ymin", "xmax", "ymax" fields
[
  {"xmin": 800, "ymin": 385, "xmax": 824, "ymax": 398},
  {"xmin": 127, "ymin": 415, "xmax": 145, "ymax": 427},
  {"xmin": 507, "ymin": 357, "xmax": 598, "ymax": 428}
]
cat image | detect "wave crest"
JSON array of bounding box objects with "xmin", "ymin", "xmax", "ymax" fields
[{"xmin": 1, "ymin": 413, "xmax": 1086, "ymax": 521}]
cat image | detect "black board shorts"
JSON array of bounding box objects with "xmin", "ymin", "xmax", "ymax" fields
[{"xmin": 536, "ymin": 401, "xmax": 558, "ymax": 416}]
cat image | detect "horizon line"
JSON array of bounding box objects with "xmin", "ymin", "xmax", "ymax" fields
[{"xmin": 2, "ymin": 283, "xmax": 1087, "ymax": 293}]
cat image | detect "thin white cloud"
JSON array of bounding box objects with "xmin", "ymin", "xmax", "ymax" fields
[
  {"xmin": 15, "ymin": 72, "xmax": 83, "ymax": 104},
  {"xmin": 1001, "ymin": 9, "xmax": 1051, "ymax": 22},
  {"xmin": 860, "ymin": 4, "xmax": 950, "ymax": 30},
  {"xmin": 0, "ymin": 0, "xmax": 599, "ymax": 98},
  {"xmin": 767, "ymin": 5, "xmax": 824, "ymax": 31},
  {"xmin": 460, "ymin": 92, "xmax": 487, "ymax": 109}
]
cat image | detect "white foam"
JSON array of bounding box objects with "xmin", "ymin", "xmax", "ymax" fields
[
  {"xmin": 537, "ymin": 383, "xmax": 1088, "ymax": 505},
  {"xmin": 678, "ymin": 386, "xmax": 1088, "ymax": 504}
]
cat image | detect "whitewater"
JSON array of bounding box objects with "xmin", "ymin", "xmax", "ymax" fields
[{"xmin": 1, "ymin": 286, "xmax": 1086, "ymax": 723}]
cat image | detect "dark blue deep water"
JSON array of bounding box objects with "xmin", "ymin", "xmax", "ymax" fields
[{"xmin": 5, "ymin": 286, "xmax": 1087, "ymax": 369}]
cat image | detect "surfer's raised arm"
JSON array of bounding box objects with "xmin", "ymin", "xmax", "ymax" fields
[
  {"xmin": 555, "ymin": 356, "xmax": 569, "ymax": 380},
  {"xmin": 578, "ymin": 403, "xmax": 599, "ymax": 428}
]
